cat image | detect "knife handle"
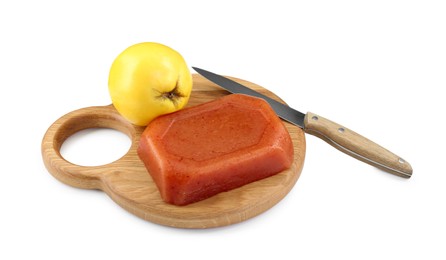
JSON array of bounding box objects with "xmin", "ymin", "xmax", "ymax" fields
[{"xmin": 303, "ymin": 112, "xmax": 412, "ymax": 178}]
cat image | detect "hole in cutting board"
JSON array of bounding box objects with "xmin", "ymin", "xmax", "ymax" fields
[{"xmin": 60, "ymin": 128, "xmax": 131, "ymax": 166}]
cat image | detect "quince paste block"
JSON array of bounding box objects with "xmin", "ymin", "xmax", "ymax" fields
[{"xmin": 137, "ymin": 94, "xmax": 294, "ymax": 206}]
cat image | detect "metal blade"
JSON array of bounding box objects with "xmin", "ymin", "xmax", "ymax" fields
[{"xmin": 192, "ymin": 67, "xmax": 306, "ymax": 128}]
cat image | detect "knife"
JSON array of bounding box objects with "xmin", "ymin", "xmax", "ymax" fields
[{"xmin": 192, "ymin": 67, "xmax": 412, "ymax": 178}]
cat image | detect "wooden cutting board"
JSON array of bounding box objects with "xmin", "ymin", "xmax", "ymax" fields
[{"xmin": 41, "ymin": 74, "xmax": 306, "ymax": 228}]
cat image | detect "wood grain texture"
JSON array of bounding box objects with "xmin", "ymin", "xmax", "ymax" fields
[
  {"xmin": 41, "ymin": 74, "xmax": 306, "ymax": 228},
  {"xmin": 304, "ymin": 112, "xmax": 412, "ymax": 178}
]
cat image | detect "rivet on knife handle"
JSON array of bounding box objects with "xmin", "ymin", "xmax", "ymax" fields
[{"xmin": 304, "ymin": 112, "xmax": 412, "ymax": 178}]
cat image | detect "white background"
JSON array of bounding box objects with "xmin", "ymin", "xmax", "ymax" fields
[{"xmin": 1, "ymin": 1, "xmax": 445, "ymax": 259}]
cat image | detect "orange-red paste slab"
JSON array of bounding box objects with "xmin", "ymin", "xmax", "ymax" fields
[{"xmin": 137, "ymin": 94, "xmax": 294, "ymax": 206}]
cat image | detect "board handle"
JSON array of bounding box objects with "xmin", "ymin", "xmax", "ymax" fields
[
  {"xmin": 304, "ymin": 112, "xmax": 412, "ymax": 178},
  {"xmin": 41, "ymin": 105, "xmax": 141, "ymax": 189}
]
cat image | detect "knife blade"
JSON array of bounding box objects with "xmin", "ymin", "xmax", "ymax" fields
[{"xmin": 192, "ymin": 67, "xmax": 412, "ymax": 178}]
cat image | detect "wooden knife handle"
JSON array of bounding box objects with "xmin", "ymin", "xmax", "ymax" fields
[{"xmin": 303, "ymin": 112, "xmax": 412, "ymax": 178}]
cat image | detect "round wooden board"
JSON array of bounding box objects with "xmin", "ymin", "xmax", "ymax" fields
[{"xmin": 41, "ymin": 74, "xmax": 306, "ymax": 228}]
